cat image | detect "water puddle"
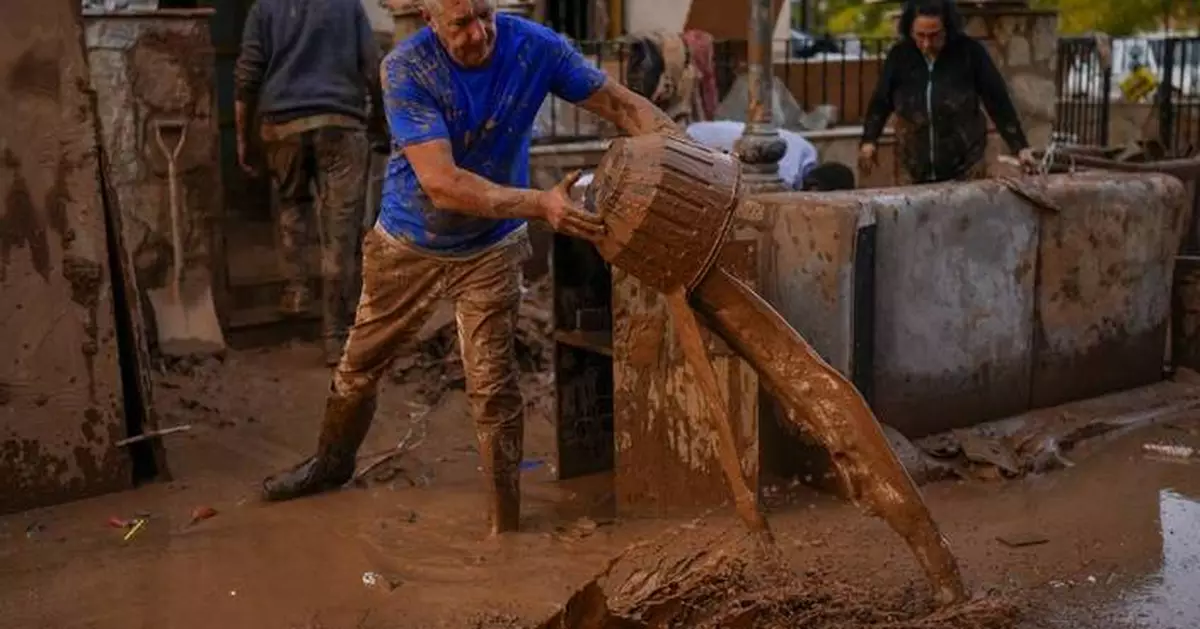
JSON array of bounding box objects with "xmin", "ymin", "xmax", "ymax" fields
[{"xmin": 1122, "ymin": 489, "xmax": 1200, "ymax": 629}]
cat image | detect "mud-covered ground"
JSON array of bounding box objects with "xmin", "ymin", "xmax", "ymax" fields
[{"xmin": 0, "ymin": 341, "xmax": 1197, "ymax": 629}]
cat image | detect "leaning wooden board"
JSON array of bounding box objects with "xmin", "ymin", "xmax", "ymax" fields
[{"xmin": 0, "ymin": 0, "xmax": 157, "ymax": 514}]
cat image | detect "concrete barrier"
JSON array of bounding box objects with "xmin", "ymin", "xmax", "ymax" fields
[
  {"xmin": 1031, "ymin": 172, "xmax": 1188, "ymax": 407},
  {"xmin": 753, "ymin": 193, "xmax": 874, "ymax": 384},
  {"xmin": 869, "ymin": 182, "xmax": 1040, "ymax": 436},
  {"xmin": 754, "ymin": 172, "xmax": 1188, "ymax": 437}
]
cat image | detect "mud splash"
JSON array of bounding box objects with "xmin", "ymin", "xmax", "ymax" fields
[
  {"xmin": 535, "ymin": 521, "xmax": 1017, "ymax": 629},
  {"xmin": 588, "ymin": 133, "xmax": 965, "ymax": 603}
]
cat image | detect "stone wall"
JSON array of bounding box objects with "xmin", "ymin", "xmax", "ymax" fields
[{"xmin": 960, "ymin": 6, "xmax": 1059, "ymax": 149}]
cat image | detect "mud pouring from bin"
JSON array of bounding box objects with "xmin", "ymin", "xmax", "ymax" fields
[{"xmin": 582, "ymin": 132, "xmax": 968, "ymax": 606}]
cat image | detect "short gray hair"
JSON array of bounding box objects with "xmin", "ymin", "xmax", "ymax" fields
[{"xmin": 418, "ymin": 0, "xmax": 496, "ymax": 16}]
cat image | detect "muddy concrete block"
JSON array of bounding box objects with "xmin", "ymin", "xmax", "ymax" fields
[
  {"xmin": 611, "ymin": 226, "xmax": 761, "ymax": 517},
  {"xmin": 869, "ymin": 181, "xmax": 1039, "ymax": 437},
  {"xmin": 1031, "ymin": 172, "xmax": 1188, "ymax": 408},
  {"xmin": 753, "ymin": 192, "xmax": 874, "ymax": 379},
  {"xmin": 744, "ymin": 193, "xmax": 874, "ymax": 484}
]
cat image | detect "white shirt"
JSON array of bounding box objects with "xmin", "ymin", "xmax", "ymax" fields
[
  {"xmin": 685, "ymin": 120, "xmax": 818, "ymax": 190},
  {"xmin": 570, "ymin": 120, "xmax": 818, "ymax": 194}
]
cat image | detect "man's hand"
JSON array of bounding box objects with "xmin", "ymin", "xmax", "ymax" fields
[
  {"xmin": 858, "ymin": 143, "xmax": 878, "ymax": 176},
  {"xmin": 537, "ymin": 171, "xmax": 606, "ymax": 243},
  {"xmin": 237, "ymin": 135, "xmax": 257, "ymax": 176}
]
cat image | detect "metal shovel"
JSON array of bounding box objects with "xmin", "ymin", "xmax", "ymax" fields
[{"xmin": 146, "ymin": 119, "xmax": 226, "ymax": 357}]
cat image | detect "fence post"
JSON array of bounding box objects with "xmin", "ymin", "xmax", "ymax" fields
[
  {"xmin": 1099, "ymin": 59, "xmax": 1112, "ymax": 146},
  {"xmin": 1159, "ymin": 38, "xmax": 1178, "ymax": 154}
]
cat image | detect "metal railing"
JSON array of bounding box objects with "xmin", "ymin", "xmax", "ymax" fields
[
  {"xmin": 1154, "ymin": 36, "xmax": 1200, "ymax": 157},
  {"xmin": 1054, "ymin": 35, "xmax": 1200, "ymax": 156},
  {"xmin": 1055, "ymin": 37, "xmax": 1112, "ymax": 147},
  {"xmin": 534, "ymin": 35, "xmax": 895, "ymax": 144}
]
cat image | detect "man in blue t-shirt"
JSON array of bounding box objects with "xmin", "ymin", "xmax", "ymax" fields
[{"xmin": 262, "ymin": 0, "xmax": 681, "ymax": 535}]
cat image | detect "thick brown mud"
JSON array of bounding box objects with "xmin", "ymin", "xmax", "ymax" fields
[{"xmin": 589, "ymin": 133, "xmax": 965, "ymax": 604}]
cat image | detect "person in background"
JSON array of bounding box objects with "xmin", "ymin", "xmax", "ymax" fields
[
  {"xmin": 859, "ymin": 0, "xmax": 1035, "ymax": 184},
  {"xmin": 685, "ymin": 119, "xmax": 819, "ymax": 190},
  {"xmin": 259, "ymin": 0, "xmax": 682, "ymax": 537},
  {"xmin": 235, "ymin": 0, "xmax": 386, "ymax": 366},
  {"xmin": 801, "ymin": 162, "xmax": 856, "ymax": 191}
]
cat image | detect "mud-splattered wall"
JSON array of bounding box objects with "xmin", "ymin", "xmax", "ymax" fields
[
  {"xmin": 612, "ymin": 208, "xmax": 764, "ymax": 516},
  {"xmin": 767, "ymin": 173, "xmax": 1187, "ymax": 438},
  {"xmin": 83, "ymin": 10, "xmax": 224, "ymax": 337},
  {"xmin": 612, "ymin": 171, "xmax": 1186, "ymax": 508},
  {"xmin": 1, "ymin": 0, "xmax": 140, "ymax": 514}
]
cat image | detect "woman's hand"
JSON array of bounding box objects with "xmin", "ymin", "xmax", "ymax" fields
[
  {"xmin": 1017, "ymin": 147, "xmax": 1037, "ymax": 168},
  {"xmin": 858, "ymin": 143, "xmax": 878, "ymax": 176}
]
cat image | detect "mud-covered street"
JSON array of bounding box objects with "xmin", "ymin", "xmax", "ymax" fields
[
  {"xmin": 4, "ymin": 0, "xmax": 1200, "ymax": 626},
  {"xmin": 0, "ymin": 338, "xmax": 1196, "ymax": 629}
]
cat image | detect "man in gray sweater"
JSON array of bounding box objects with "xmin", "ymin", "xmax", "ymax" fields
[{"xmin": 235, "ymin": 0, "xmax": 385, "ymax": 365}]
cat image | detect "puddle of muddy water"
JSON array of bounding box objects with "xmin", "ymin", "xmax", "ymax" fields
[{"xmin": 1121, "ymin": 489, "xmax": 1200, "ymax": 629}]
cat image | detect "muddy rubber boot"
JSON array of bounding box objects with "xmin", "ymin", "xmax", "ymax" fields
[
  {"xmin": 262, "ymin": 393, "xmax": 377, "ymax": 502},
  {"xmin": 478, "ymin": 426, "xmax": 523, "ymax": 535},
  {"xmin": 280, "ymin": 282, "xmax": 313, "ymax": 318}
]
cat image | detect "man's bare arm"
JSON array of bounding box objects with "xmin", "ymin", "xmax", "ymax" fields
[
  {"xmin": 404, "ymin": 139, "xmax": 544, "ymax": 220},
  {"xmin": 577, "ymin": 79, "xmax": 683, "ymax": 137},
  {"xmin": 404, "ymin": 139, "xmax": 605, "ymax": 241}
]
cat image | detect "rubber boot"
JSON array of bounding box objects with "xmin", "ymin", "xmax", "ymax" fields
[
  {"xmin": 262, "ymin": 392, "xmax": 377, "ymax": 502},
  {"xmin": 478, "ymin": 425, "xmax": 523, "ymax": 535}
]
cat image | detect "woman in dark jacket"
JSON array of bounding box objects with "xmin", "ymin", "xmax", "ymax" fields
[{"xmin": 859, "ymin": 0, "xmax": 1035, "ymax": 183}]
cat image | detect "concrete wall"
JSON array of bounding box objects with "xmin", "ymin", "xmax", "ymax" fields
[
  {"xmin": 2, "ymin": 0, "xmax": 154, "ymax": 514},
  {"xmin": 749, "ymin": 172, "xmax": 1188, "ymax": 437}
]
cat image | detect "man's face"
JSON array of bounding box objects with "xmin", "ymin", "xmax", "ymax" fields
[
  {"xmin": 911, "ymin": 15, "xmax": 945, "ymax": 59},
  {"xmin": 425, "ymin": 0, "xmax": 497, "ymax": 68}
]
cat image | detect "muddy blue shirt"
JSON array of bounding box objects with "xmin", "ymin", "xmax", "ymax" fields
[{"xmin": 379, "ymin": 14, "xmax": 607, "ymax": 255}]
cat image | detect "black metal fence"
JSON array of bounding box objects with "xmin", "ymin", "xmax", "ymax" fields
[
  {"xmin": 534, "ymin": 35, "xmax": 895, "ymax": 144},
  {"xmin": 1152, "ymin": 36, "xmax": 1200, "ymax": 157},
  {"xmin": 1054, "ymin": 36, "xmax": 1111, "ymax": 147},
  {"xmin": 1054, "ymin": 35, "xmax": 1200, "ymax": 157}
]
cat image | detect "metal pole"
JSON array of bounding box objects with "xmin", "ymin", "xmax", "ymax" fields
[{"xmin": 735, "ymin": 0, "xmax": 788, "ymax": 192}]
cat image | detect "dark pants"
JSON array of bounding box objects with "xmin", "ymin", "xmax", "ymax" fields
[{"xmin": 264, "ymin": 126, "xmax": 368, "ymax": 357}]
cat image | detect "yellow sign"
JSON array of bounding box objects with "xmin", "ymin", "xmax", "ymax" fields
[{"xmin": 1119, "ymin": 67, "xmax": 1160, "ymax": 103}]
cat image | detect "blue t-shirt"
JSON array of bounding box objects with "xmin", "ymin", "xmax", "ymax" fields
[{"xmin": 378, "ymin": 15, "xmax": 607, "ymax": 255}]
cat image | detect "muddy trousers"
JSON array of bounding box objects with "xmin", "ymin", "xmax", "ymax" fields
[
  {"xmin": 263, "ymin": 227, "xmax": 531, "ymax": 534},
  {"xmin": 264, "ymin": 126, "xmax": 368, "ymax": 364}
]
